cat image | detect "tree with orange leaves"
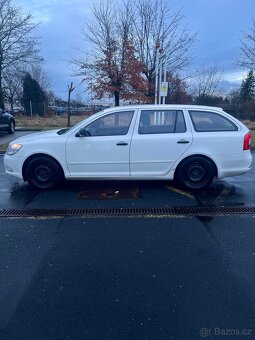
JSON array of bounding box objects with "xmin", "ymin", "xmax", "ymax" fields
[{"xmin": 75, "ymin": 1, "xmax": 150, "ymax": 106}]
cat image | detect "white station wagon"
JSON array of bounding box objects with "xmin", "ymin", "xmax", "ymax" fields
[{"xmin": 4, "ymin": 105, "xmax": 252, "ymax": 190}]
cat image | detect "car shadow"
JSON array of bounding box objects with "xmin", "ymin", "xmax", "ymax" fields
[{"xmin": 4, "ymin": 177, "xmax": 246, "ymax": 211}]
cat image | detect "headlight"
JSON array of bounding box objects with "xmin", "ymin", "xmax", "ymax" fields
[{"xmin": 6, "ymin": 143, "xmax": 22, "ymax": 155}]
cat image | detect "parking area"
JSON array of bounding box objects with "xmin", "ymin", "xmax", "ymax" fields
[
  {"xmin": 0, "ymin": 132, "xmax": 255, "ymax": 339},
  {"xmin": 1, "ymin": 130, "xmax": 254, "ymax": 211},
  {"xmin": 0, "ymin": 152, "xmax": 254, "ymax": 211}
]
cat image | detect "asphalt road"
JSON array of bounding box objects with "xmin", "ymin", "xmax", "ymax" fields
[
  {"xmin": 1, "ymin": 215, "xmax": 255, "ymax": 340},
  {"xmin": 0, "ymin": 132, "xmax": 255, "ymax": 339}
]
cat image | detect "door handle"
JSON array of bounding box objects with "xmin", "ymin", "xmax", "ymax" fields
[
  {"xmin": 177, "ymin": 139, "xmax": 189, "ymax": 144},
  {"xmin": 116, "ymin": 141, "xmax": 128, "ymax": 146}
]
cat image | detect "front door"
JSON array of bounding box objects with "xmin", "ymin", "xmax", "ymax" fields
[{"xmin": 66, "ymin": 110, "xmax": 136, "ymax": 177}]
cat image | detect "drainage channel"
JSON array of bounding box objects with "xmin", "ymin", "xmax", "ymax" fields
[{"xmin": 0, "ymin": 206, "xmax": 255, "ymax": 218}]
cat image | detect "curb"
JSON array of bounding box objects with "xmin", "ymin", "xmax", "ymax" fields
[{"xmin": 15, "ymin": 128, "xmax": 44, "ymax": 132}]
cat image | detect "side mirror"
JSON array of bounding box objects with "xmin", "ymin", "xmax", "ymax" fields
[{"xmin": 75, "ymin": 127, "xmax": 87, "ymax": 137}]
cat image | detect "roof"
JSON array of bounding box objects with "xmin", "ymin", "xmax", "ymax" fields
[{"xmin": 104, "ymin": 104, "xmax": 224, "ymax": 111}]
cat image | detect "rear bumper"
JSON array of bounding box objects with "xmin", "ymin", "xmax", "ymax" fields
[{"xmin": 216, "ymin": 152, "xmax": 252, "ymax": 178}]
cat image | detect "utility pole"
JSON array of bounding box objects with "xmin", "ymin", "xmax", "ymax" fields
[
  {"xmin": 159, "ymin": 48, "xmax": 164, "ymax": 104},
  {"xmin": 162, "ymin": 54, "xmax": 167, "ymax": 105},
  {"xmin": 67, "ymin": 82, "xmax": 75, "ymax": 127},
  {"xmin": 154, "ymin": 42, "xmax": 168, "ymax": 105},
  {"xmin": 155, "ymin": 41, "xmax": 160, "ymax": 105}
]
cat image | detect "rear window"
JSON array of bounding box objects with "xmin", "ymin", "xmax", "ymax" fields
[
  {"xmin": 138, "ymin": 110, "xmax": 186, "ymax": 134},
  {"xmin": 189, "ymin": 111, "xmax": 238, "ymax": 132}
]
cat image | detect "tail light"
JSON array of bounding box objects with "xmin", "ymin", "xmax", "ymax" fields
[{"xmin": 243, "ymin": 132, "xmax": 251, "ymax": 150}]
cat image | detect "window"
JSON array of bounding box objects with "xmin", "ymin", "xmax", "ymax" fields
[
  {"xmin": 85, "ymin": 111, "xmax": 134, "ymax": 136},
  {"xmin": 138, "ymin": 110, "xmax": 186, "ymax": 134},
  {"xmin": 189, "ymin": 111, "xmax": 238, "ymax": 132}
]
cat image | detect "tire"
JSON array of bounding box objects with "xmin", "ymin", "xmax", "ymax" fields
[
  {"xmin": 26, "ymin": 157, "xmax": 63, "ymax": 190},
  {"xmin": 8, "ymin": 120, "xmax": 15, "ymax": 134},
  {"xmin": 176, "ymin": 156, "xmax": 215, "ymax": 190}
]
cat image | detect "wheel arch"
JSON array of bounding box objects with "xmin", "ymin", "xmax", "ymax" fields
[
  {"xmin": 174, "ymin": 154, "xmax": 218, "ymax": 180},
  {"xmin": 22, "ymin": 153, "xmax": 65, "ymax": 181}
]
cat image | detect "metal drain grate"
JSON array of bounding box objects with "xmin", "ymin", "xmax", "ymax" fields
[{"xmin": 0, "ymin": 206, "xmax": 255, "ymax": 218}]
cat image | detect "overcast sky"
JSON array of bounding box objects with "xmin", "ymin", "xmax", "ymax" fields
[{"xmin": 15, "ymin": 0, "xmax": 255, "ymax": 101}]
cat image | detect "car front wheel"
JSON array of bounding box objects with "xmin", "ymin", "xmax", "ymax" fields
[
  {"xmin": 26, "ymin": 157, "xmax": 63, "ymax": 190},
  {"xmin": 176, "ymin": 156, "xmax": 215, "ymax": 190}
]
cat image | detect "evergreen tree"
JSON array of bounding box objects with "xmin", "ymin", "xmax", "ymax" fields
[
  {"xmin": 240, "ymin": 70, "xmax": 255, "ymax": 103},
  {"xmin": 23, "ymin": 73, "xmax": 45, "ymax": 116}
]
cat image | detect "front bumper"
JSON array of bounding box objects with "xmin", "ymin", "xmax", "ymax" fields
[{"xmin": 4, "ymin": 154, "xmax": 25, "ymax": 180}]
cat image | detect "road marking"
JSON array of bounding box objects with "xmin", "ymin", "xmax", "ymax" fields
[
  {"xmin": 164, "ymin": 185, "xmax": 195, "ymax": 200},
  {"xmin": 212, "ymin": 186, "xmax": 233, "ymax": 205}
]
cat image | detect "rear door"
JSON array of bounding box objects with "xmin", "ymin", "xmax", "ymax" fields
[{"xmin": 130, "ymin": 108, "xmax": 193, "ymax": 177}]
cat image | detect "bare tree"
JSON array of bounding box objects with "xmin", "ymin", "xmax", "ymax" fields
[
  {"xmin": 67, "ymin": 82, "xmax": 75, "ymax": 127},
  {"xmin": 131, "ymin": 0, "xmax": 197, "ymax": 99},
  {"xmin": 0, "ymin": 0, "xmax": 41, "ymax": 109},
  {"xmin": 191, "ymin": 65, "xmax": 223, "ymax": 104},
  {"xmin": 73, "ymin": 0, "xmax": 195, "ymax": 104},
  {"xmin": 237, "ymin": 18, "xmax": 255, "ymax": 70},
  {"xmin": 3, "ymin": 67, "xmax": 23, "ymax": 111},
  {"xmin": 74, "ymin": 0, "xmax": 148, "ymax": 106}
]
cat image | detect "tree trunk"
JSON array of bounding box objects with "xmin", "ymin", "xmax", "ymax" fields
[
  {"xmin": 0, "ymin": 71, "xmax": 4, "ymax": 110},
  {"xmin": 11, "ymin": 102, "xmax": 13, "ymax": 112},
  {"xmin": 67, "ymin": 90, "xmax": 71, "ymax": 127},
  {"xmin": 114, "ymin": 91, "xmax": 120, "ymax": 106},
  {"xmin": 10, "ymin": 95, "xmax": 14, "ymax": 112},
  {"xmin": 144, "ymin": 72, "xmax": 155, "ymax": 103},
  {"xmin": 67, "ymin": 82, "xmax": 75, "ymax": 127},
  {"xmin": 0, "ymin": 92, "xmax": 4, "ymax": 110},
  {"xmin": 147, "ymin": 76, "xmax": 155, "ymax": 103}
]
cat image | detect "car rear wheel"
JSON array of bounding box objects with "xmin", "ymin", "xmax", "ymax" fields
[
  {"xmin": 8, "ymin": 120, "xmax": 15, "ymax": 134},
  {"xmin": 176, "ymin": 156, "xmax": 215, "ymax": 190},
  {"xmin": 26, "ymin": 157, "xmax": 63, "ymax": 190}
]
